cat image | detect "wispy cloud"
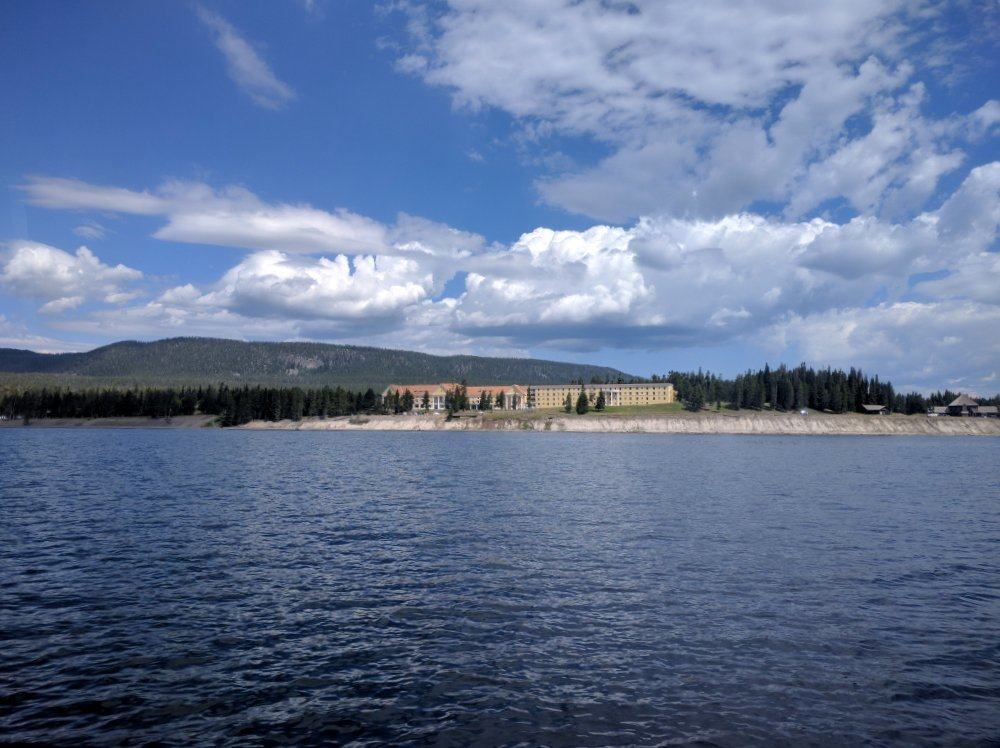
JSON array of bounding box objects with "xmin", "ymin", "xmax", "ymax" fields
[
  {"xmin": 73, "ymin": 220, "xmax": 107, "ymax": 240},
  {"xmin": 195, "ymin": 6, "xmax": 295, "ymax": 110}
]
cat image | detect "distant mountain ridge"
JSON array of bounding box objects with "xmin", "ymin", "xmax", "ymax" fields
[{"xmin": 0, "ymin": 337, "xmax": 634, "ymax": 389}]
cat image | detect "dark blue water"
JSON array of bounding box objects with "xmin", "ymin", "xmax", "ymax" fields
[{"xmin": 1, "ymin": 430, "xmax": 998, "ymax": 745}]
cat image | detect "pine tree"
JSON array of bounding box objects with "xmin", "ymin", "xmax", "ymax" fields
[
  {"xmin": 576, "ymin": 388, "xmax": 589, "ymax": 415},
  {"xmin": 595, "ymin": 390, "xmax": 606, "ymax": 411},
  {"xmin": 685, "ymin": 383, "xmax": 706, "ymax": 412},
  {"xmin": 780, "ymin": 379, "xmax": 794, "ymax": 411},
  {"xmin": 563, "ymin": 393, "xmax": 573, "ymax": 413}
]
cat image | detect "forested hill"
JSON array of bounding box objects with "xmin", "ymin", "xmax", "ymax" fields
[{"xmin": 0, "ymin": 337, "xmax": 632, "ymax": 389}]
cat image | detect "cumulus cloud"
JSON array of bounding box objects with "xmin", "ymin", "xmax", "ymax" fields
[
  {"xmin": 195, "ymin": 6, "xmax": 295, "ymax": 109},
  {"xmin": 766, "ymin": 301, "xmax": 1000, "ymax": 391},
  {"xmin": 0, "ymin": 241, "xmax": 143, "ymax": 314},
  {"xmin": 20, "ymin": 161, "xmax": 999, "ymax": 389},
  {"xmin": 393, "ymin": 1, "xmax": 995, "ymax": 223},
  {"xmin": 200, "ymin": 250, "xmax": 433, "ymax": 330}
]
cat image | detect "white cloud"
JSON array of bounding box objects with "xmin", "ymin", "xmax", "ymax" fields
[
  {"xmin": 765, "ymin": 301, "xmax": 1000, "ymax": 390},
  {"xmin": 393, "ymin": 1, "xmax": 995, "ymax": 223},
  {"xmin": 195, "ymin": 6, "xmax": 296, "ymax": 109},
  {"xmin": 203, "ymin": 250, "xmax": 432, "ymax": 326},
  {"xmin": 917, "ymin": 252, "xmax": 1000, "ymax": 305},
  {"xmin": 21, "ymin": 177, "xmax": 502, "ymax": 276},
  {"xmin": 0, "ymin": 314, "xmax": 89, "ymax": 353},
  {"xmin": 144, "ymin": 250, "xmax": 434, "ymax": 337},
  {"xmin": 405, "ymin": 0, "xmax": 907, "ymax": 130},
  {"xmin": 39, "ymin": 296, "xmax": 85, "ymax": 315},
  {"xmin": 23, "ymin": 176, "xmax": 166, "ymax": 214},
  {"xmin": 19, "ymin": 163, "xmax": 999, "ymax": 388},
  {"xmin": 22, "ymin": 177, "xmax": 389, "ymax": 255},
  {"xmin": 73, "ymin": 220, "xmax": 107, "ymax": 240},
  {"xmin": 0, "ymin": 241, "xmax": 143, "ymax": 314},
  {"xmin": 783, "ymin": 83, "xmax": 966, "ymax": 219}
]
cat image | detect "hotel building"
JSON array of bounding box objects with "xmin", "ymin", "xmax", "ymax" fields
[
  {"xmin": 527, "ymin": 382, "xmax": 675, "ymax": 408},
  {"xmin": 383, "ymin": 381, "xmax": 675, "ymax": 410},
  {"xmin": 382, "ymin": 383, "xmax": 529, "ymax": 411}
]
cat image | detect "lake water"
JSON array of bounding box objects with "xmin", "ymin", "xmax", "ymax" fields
[{"xmin": 1, "ymin": 430, "xmax": 998, "ymax": 745}]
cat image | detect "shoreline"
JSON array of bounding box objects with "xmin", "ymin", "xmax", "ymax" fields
[
  {"xmin": 3, "ymin": 412, "xmax": 999, "ymax": 435},
  {"xmin": 240, "ymin": 412, "xmax": 1000, "ymax": 436}
]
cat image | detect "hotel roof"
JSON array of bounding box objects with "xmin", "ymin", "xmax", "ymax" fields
[
  {"xmin": 384, "ymin": 383, "xmax": 456, "ymax": 395},
  {"xmin": 529, "ymin": 382, "xmax": 673, "ymax": 388},
  {"xmin": 466, "ymin": 384, "xmax": 526, "ymax": 396},
  {"xmin": 948, "ymin": 394, "xmax": 980, "ymax": 407}
]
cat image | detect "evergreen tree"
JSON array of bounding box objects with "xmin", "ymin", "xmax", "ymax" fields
[
  {"xmin": 595, "ymin": 390, "xmax": 606, "ymax": 411},
  {"xmin": 730, "ymin": 377, "xmax": 742, "ymax": 410},
  {"xmin": 575, "ymin": 388, "xmax": 589, "ymax": 415},
  {"xmin": 780, "ymin": 379, "xmax": 794, "ymax": 411},
  {"xmin": 685, "ymin": 383, "xmax": 706, "ymax": 412},
  {"xmin": 563, "ymin": 393, "xmax": 573, "ymax": 413}
]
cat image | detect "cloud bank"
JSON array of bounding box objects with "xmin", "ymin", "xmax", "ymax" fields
[{"xmin": 24, "ymin": 160, "xmax": 999, "ymax": 390}]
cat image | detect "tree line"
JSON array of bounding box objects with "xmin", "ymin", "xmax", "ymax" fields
[
  {"xmin": 664, "ymin": 365, "xmax": 999, "ymax": 414},
  {"xmin": 3, "ymin": 368, "xmax": 997, "ymax": 424},
  {"xmin": 0, "ymin": 384, "xmax": 394, "ymax": 426}
]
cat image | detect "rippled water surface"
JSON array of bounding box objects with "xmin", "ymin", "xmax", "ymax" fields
[{"xmin": 2, "ymin": 430, "xmax": 999, "ymax": 745}]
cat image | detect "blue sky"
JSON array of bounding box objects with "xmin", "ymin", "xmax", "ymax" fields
[{"xmin": 1, "ymin": 1, "xmax": 997, "ymax": 390}]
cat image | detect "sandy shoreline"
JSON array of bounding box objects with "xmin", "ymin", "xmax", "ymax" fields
[
  {"xmin": 3, "ymin": 412, "xmax": 998, "ymax": 435},
  {"xmin": 0, "ymin": 415, "xmax": 216, "ymax": 429},
  {"xmin": 239, "ymin": 412, "xmax": 1000, "ymax": 436}
]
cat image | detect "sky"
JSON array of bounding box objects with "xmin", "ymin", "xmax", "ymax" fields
[{"xmin": 1, "ymin": 1, "xmax": 997, "ymax": 391}]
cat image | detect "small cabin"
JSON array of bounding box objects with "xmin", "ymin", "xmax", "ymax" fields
[
  {"xmin": 861, "ymin": 404, "xmax": 887, "ymax": 415},
  {"xmin": 947, "ymin": 395, "xmax": 982, "ymax": 417}
]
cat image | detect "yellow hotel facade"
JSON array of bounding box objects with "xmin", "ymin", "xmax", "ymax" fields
[
  {"xmin": 383, "ymin": 381, "xmax": 676, "ymax": 410},
  {"xmin": 527, "ymin": 382, "xmax": 675, "ymax": 408}
]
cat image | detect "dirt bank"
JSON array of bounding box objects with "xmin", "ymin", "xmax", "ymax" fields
[
  {"xmin": 0, "ymin": 415, "xmax": 216, "ymax": 429},
  {"xmin": 238, "ymin": 412, "xmax": 1000, "ymax": 436},
  {"xmin": 3, "ymin": 412, "xmax": 996, "ymax": 435}
]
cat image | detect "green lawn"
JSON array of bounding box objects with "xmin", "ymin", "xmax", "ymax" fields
[
  {"xmin": 597, "ymin": 402, "xmax": 685, "ymax": 415},
  {"xmin": 479, "ymin": 402, "xmax": 687, "ymax": 419}
]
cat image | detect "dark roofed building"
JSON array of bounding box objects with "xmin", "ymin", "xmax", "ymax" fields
[
  {"xmin": 976, "ymin": 405, "xmax": 998, "ymax": 418},
  {"xmin": 947, "ymin": 394, "xmax": 982, "ymax": 416},
  {"xmin": 861, "ymin": 404, "xmax": 887, "ymax": 415}
]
